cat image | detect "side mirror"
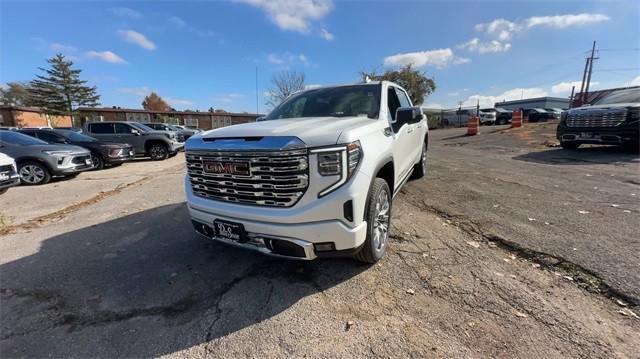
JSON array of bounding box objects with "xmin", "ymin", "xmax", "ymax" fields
[{"xmin": 396, "ymin": 107, "xmax": 424, "ymax": 125}]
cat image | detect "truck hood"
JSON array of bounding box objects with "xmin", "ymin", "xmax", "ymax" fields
[
  {"xmin": 197, "ymin": 116, "xmax": 376, "ymax": 147},
  {"xmin": 570, "ymin": 103, "xmax": 638, "ymax": 112}
]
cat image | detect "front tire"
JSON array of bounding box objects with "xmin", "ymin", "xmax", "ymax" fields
[
  {"xmin": 148, "ymin": 143, "xmax": 169, "ymax": 160},
  {"xmin": 91, "ymin": 152, "xmax": 104, "ymax": 170},
  {"xmin": 18, "ymin": 162, "xmax": 51, "ymax": 185},
  {"xmin": 355, "ymin": 178, "xmax": 391, "ymax": 264}
]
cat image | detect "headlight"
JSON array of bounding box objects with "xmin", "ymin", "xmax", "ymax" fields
[
  {"xmin": 311, "ymin": 141, "xmax": 362, "ymax": 197},
  {"xmin": 42, "ymin": 150, "xmax": 71, "ymax": 156}
]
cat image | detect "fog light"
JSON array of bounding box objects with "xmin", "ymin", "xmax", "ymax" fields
[{"xmin": 314, "ymin": 242, "xmax": 335, "ymax": 252}]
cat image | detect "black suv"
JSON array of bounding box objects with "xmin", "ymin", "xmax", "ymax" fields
[
  {"xmin": 557, "ymin": 87, "xmax": 639, "ymax": 150},
  {"xmin": 19, "ymin": 129, "xmax": 134, "ymax": 169}
]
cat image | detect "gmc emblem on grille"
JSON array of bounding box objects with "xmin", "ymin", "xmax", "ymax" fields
[{"xmin": 203, "ymin": 161, "xmax": 251, "ymax": 176}]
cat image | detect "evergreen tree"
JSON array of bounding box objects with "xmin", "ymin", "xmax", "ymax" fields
[{"xmin": 27, "ymin": 54, "xmax": 100, "ymax": 116}]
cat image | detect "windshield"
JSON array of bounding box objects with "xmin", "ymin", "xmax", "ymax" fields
[
  {"xmin": 266, "ymin": 84, "xmax": 381, "ymax": 120},
  {"xmin": 594, "ymin": 88, "xmax": 640, "ymax": 105},
  {"xmin": 54, "ymin": 130, "xmax": 97, "ymax": 142},
  {"xmin": 0, "ymin": 130, "xmax": 49, "ymax": 145},
  {"xmin": 130, "ymin": 123, "xmax": 154, "ymax": 132}
]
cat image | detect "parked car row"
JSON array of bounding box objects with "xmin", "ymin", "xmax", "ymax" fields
[{"xmin": 0, "ymin": 121, "xmax": 196, "ymax": 192}]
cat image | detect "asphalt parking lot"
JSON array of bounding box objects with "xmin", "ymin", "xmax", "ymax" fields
[{"xmin": 1, "ymin": 124, "xmax": 639, "ymax": 358}]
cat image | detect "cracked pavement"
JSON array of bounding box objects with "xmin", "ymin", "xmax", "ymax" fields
[{"xmin": 1, "ymin": 132, "xmax": 639, "ymax": 358}]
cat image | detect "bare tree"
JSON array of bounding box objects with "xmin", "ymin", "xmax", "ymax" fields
[{"xmin": 266, "ymin": 70, "xmax": 305, "ymax": 108}]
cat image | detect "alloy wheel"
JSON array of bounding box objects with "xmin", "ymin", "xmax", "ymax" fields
[
  {"xmin": 372, "ymin": 190, "xmax": 390, "ymax": 251},
  {"xmin": 19, "ymin": 164, "xmax": 46, "ymax": 184}
]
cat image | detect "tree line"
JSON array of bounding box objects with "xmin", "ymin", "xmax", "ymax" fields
[{"xmin": 266, "ymin": 64, "xmax": 436, "ymax": 108}]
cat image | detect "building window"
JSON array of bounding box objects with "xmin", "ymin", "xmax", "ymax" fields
[{"xmin": 185, "ymin": 117, "xmax": 198, "ymax": 127}]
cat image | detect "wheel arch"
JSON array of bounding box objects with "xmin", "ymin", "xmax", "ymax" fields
[{"xmin": 14, "ymin": 156, "xmax": 54, "ymax": 173}]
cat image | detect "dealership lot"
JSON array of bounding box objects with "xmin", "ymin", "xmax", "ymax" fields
[{"xmin": 1, "ymin": 124, "xmax": 639, "ymax": 357}]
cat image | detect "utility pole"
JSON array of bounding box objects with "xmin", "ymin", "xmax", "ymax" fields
[
  {"xmin": 584, "ymin": 41, "xmax": 598, "ymax": 103},
  {"xmin": 579, "ymin": 58, "xmax": 590, "ymax": 103},
  {"xmin": 569, "ymin": 85, "xmax": 575, "ymax": 109},
  {"xmin": 255, "ymin": 66, "xmax": 259, "ymax": 115}
]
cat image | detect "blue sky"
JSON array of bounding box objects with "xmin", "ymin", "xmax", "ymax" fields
[{"xmin": 1, "ymin": 0, "xmax": 638, "ymax": 113}]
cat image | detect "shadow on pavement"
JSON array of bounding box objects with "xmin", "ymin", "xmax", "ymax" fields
[
  {"xmin": 0, "ymin": 203, "xmax": 367, "ymax": 357},
  {"xmin": 513, "ymin": 146, "xmax": 639, "ymax": 165}
]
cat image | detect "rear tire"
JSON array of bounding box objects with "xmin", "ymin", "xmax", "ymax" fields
[
  {"xmin": 148, "ymin": 143, "xmax": 169, "ymax": 160},
  {"xmin": 18, "ymin": 162, "xmax": 51, "ymax": 185},
  {"xmin": 411, "ymin": 141, "xmax": 427, "ymax": 179},
  {"xmin": 560, "ymin": 141, "xmax": 580, "ymax": 150},
  {"xmin": 355, "ymin": 178, "xmax": 391, "ymax": 264}
]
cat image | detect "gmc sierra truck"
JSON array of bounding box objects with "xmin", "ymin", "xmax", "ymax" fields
[{"xmin": 184, "ymin": 81, "xmax": 428, "ymax": 263}]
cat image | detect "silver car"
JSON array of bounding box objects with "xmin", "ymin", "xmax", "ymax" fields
[{"xmin": 0, "ymin": 130, "xmax": 93, "ymax": 185}]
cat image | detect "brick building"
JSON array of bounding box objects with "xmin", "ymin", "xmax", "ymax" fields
[
  {"xmin": 76, "ymin": 107, "xmax": 261, "ymax": 130},
  {"xmin": 0, "ymin": 106, "xmax": 73, "ymax": 128}
]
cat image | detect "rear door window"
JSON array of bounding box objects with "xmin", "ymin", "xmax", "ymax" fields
[
  {"xmin": 114, "ymin": 123, "xmax": 134, "ymax": 134},
  {"xmin": 89, "ymin": 123, "xmax": 114, "ymax": 134}
]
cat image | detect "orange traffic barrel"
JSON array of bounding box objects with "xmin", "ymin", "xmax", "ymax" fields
[
  {"xmin": 467, "ymin": 116, "xmax": 479, "ymax": 136},
  {"xmin": 511, "ymin": 111, "xmax": 522, "ymax": 128}
]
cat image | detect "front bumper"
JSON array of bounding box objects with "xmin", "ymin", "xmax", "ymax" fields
[
  {"xmin": 105, "ymin": 147, "xmax": 135, "ymax": 164},
  {"xmin": 185, "ymin": 168, "xmax": 371, "ymax": 260},
  {"xmin": 0, "ymin": 173, "xmax": 20, "ymax": 190},
  {"xmin": 557, "ymin": 121, "xmax": 639, "ymax": 145},
  {"xmin": 50, "ymin": 153, "xmax": 93, "ymax": 175},
  {"xmin": 170, "ymin": 141, "xmax": 184, "ymax": 153}
]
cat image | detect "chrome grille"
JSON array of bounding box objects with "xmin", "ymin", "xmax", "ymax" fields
[
  {"xmin": 186, "ymin": 149, "xmax": 309, "ymax": 207},
  {"xmin": 566, "ymin": 108, "xmax": 627, "ymax": 128}
]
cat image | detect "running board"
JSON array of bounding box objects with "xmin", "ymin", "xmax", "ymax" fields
[{"xmin": 393, "ymin": 168, "xmax": 413, "ymax": 198}]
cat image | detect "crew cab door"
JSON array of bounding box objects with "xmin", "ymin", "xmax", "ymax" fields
[
  {"xmin": 394, "ymin": 87, "xmax": 423, "ymax": 163},
  {"xmin": 386, "ymin": 86, "xmax": 416, "ymax": 189},
  {"xmin": 87, "ymin": 122, "xmax": 116, "ymax": 142},
  {"xmin": 113, "ymin": 123, "xmax": 144, "ymax": 154}
]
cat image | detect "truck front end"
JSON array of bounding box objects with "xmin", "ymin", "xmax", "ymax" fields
[{"xmin": 184, "ymin": 135, "xmax": 369, "ymax": 260}]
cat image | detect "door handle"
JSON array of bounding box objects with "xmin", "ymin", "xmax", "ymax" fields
[{"xmin": 407, "ymin": 127, "xmax": 414, "ymax": 133}]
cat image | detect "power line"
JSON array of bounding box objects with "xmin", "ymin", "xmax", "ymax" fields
[{"xmin": 597, "ymin": 48, "xmax": 640, "ymax": 52}]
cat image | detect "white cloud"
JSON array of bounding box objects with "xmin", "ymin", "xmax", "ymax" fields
[
  {"xmin": 168, "ymin": 16, "xmax": 216, "ymax": 38},
  {"xmin": 457, "ymin": 38, "xmax": 511, "ymax": 54},
  {"xmin": 169, "ymin": 16, "xmax": 187, "ymax": 28},
  {"xmin": 166, "ymin": 98, "xmax": 193, "ymax": 107},
  {"xmin": 551, "ymin": 81, "xmax": 600, "ymax": 94},
  {"xmin": 425, "ymin": 103, "xmax": 444, "ymax": 109},
  {"xmin": 85, "ymin": 50, "xmax": 127, "ymax": 64},
  {"xmin": 118, "ymin": 30, "xmax": 156, "ymax": 50},
  {"xmin": 111, "ymin": 7, "xmax": 143, "ymax": 19},
  {"xmin": 463, "ymin": 87, "xmax": 548, "ymax": 108},
  {"xmin": 383, "ymin": 48, "xmax": 469, "ymax": 69},
  {"xmin": 320, "ymin": 28, "xmax": 334, "ymax": 41},
  {"xmin": 119, "ymin": 86, "xmax": 150, "ymax": 96},
  {"xmin": 626, "ymin": 75, "xmax": 640, "ymax": 87},
  {"xmin": 237, "ymin": 0, "xmax": 334, "ymax": 33},
  {"xmin": 526, "ymin": 13, "xmax": 610, "ymax": 29},
  {"xmin": 49, "ymin": 42, "xmax": 76, "ymax": 52},
  {"xmin": 475, "ymin": 13, "xmax": 610, "ymax": 44},
  {"xmin": 266, "ymin": 52, "xmax": 310, "ymax": 67},
  {"xmin": 475, "ymin": 18, "xmax": 520, "ymax": 41},
  {"xmin": 305, "ymin": 84, "xmax": 322, "ymax": 89},
  {"xmin": 212, "ymin": 93, "xmax": 243, "ymax": 103}
]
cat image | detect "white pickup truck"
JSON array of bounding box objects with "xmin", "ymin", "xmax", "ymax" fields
[{"xmin": 184, "ymin": 81, "xmax": 428, "ymax": 263}]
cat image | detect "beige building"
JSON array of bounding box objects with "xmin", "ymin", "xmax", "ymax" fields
[
  {"xmin": 0, "ymin": 106, "xmax": 73, "ymax": 128},
  {"xmin": 77, "ymin": 107, "xmax": 260, "ymax": 130}
]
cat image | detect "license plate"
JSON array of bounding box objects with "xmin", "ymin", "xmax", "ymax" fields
[
  {"xmin": 214, "ymin": 219, "xmax": 247, "ymax": 243},
  {"xmin": 0, "ymin": 173, "xmax": 8, "ymax": 181},
  {"xmin": 85, "ymin": 159, "xmax": 92, "ymax": 165},
  {"xmin": 580, "ymin": 132, "xmax": 598, "ymax": 139}
]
